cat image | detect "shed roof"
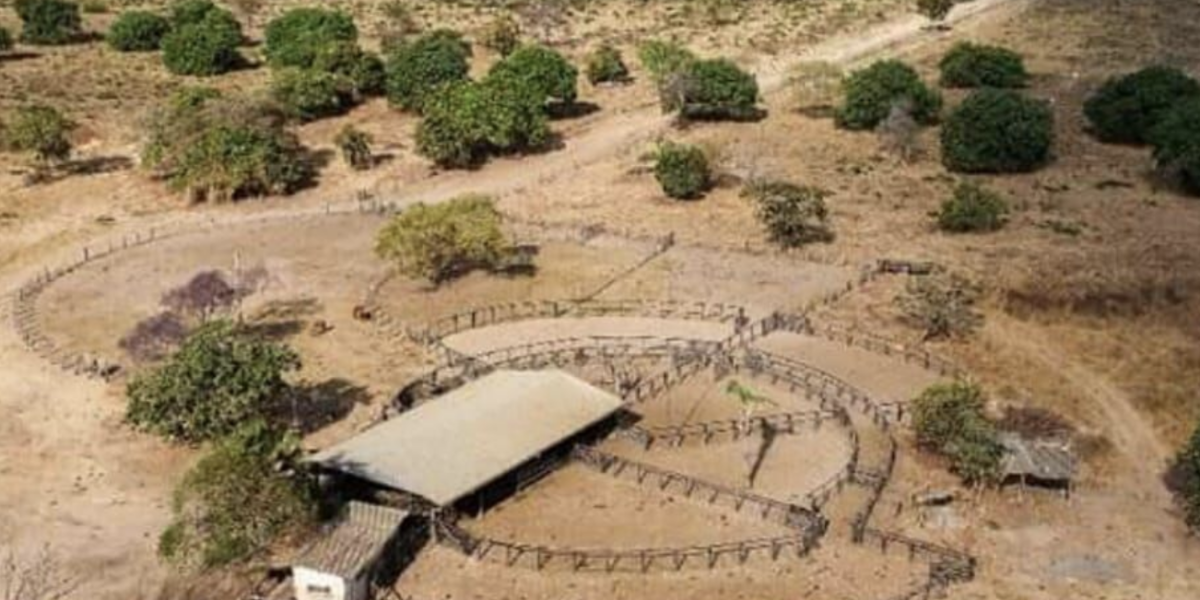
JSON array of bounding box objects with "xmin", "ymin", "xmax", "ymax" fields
[
  {"xmin": 293, "ymin": 501, "xmax": 409, "ymax": 579},
  {"xmin": 1000, "ymin": 433, "xmax": 1076, "ymax": 482},
  {"xmin": 309, "ymin": 370, "xmax": 624, "ymax": 506}
]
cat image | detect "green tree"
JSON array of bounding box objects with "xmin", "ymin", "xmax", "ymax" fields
[
  {"xmin": 836, "ymin": 60, "xmax": 942, "ymax": 130},
  {"xmin": 263, "ymin": 7, "xmax": 358, "ymax": 69},
  {"xmin": 936, "ymin": 181, "xmax": 1009, "ymax": 233},
  {"xmin": 744, "ymin": 180, "xmax": 832, "ymax": 247},
  {"xmin": 586, "ymin": 43, "xmax": 629, "ymax": 85},
  {"xmin": 637, "ymin": 39, "xmax": 696, "ymax": 84},
  {"xmin": 415, "ymin": 78, "xmax": 549, "ymax": 168},
  {"xmin": 159, "ymin": 420, "xmax": 315, "ymax": 568},
  {"xmin": 941, "ymin": 88, "xmax": 1053, "ymax": 173},
  {"xmin": 912, "ymin": 380, "xmax": 1003, "ymax": 484},
  {"xmin": 671, "ymin": 58, "xmax": 759, "ymax": 120},
  {"xmin": 652, "ymin": 141, "xmax": 711, "ymax": 200},
  {"xmin": 126, "ymin": 320, "xmax": 301, "ymax": 443},
  {"xmin": 1172, "ymin": 422, "xmax": 1200, "ymax": 531},
  {"xmin": 15, "ymin": 0, "xmax": 82, "ymax": 45},
  {"xmin": 486, "ymin": 44, "xmax": 578, "ymax": 106},
  {"xmin": 335, "ymin": 125, "xmax": 373, "ymax": 170},
  {"xmin": 938, "ymin": 42, "xmax": 1029, "ymax": 89},
  {"xmin": 375, "ymin": 194, "xmax": 511, "ymax": 284},
  {"xmin": 271, "ymin": 68, "xmax": 353, "ymax": 122},
  {"xmin": 3, "ymin": 104, "xmax": 75, "ymax": 164},
  {"xmin": 107, "ymin": 10, "xmax": 171, "ymax": 52},
  {"xmin": 1084, "ymin": 66, "xmax": 1200, "ymax": 144},
  {"xmin": 168, "ymin": 0, "xmax": 224, "ymax": 28},
  {"xmin": 385, "ymin": 29, "xmax": 471, "ymax": 112},
  {"xmin": 161, "ymin": 9, "xmax": 243, "ymax": 76},
  {"xmin": 312, "ymin": 41, "xmax": 386, "ymax": 97},
  {"xmin": 1150, "ymin": 98, "xmax": 1200, "ymax": 194}
]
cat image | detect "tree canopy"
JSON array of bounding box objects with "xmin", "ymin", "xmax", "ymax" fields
[{"xmin": 375, "ymin": 195, "xmax": 511, "ymax": 284}]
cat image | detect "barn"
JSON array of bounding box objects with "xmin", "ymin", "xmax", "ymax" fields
[{"xmin": 290, "ymin": 502, "xmax": 413, "ymax": 600}]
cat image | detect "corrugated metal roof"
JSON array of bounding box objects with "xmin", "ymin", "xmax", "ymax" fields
[
  {"xmin": 309, "ymin": 370, "xmax": 624, "ymax": 506},
  {"xmin": 1000, "ymin": 433, "xmax": 1076, "ymax": 481},
  {"xmin": 293, "ymin": 501, "xmax": 409, "ymax": 579}
]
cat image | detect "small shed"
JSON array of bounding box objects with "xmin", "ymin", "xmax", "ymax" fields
[
  {"xmin": 309, "ymin": 369, "xmax": 625, "ymax": 508},
  {"xmin": 999, "ymin": 433, "xmax": 1076, "ymax": 496},
  {"xmin": 292, "ymin": 502, "xmax": 410, "ymax": 600}
]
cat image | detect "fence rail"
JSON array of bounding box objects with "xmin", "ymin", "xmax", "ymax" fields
[{"xmin": 619, "ymin": 408, "xmax": 847, "ymax": 449}]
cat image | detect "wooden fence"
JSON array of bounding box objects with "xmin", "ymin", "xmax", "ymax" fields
[{"xmin": 618, "ymin": 408, "xmax": 848, "ymax": 449}]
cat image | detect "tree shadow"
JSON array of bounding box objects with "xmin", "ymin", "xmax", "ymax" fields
[
  {"xmin": 548, "ymin": 101, "xmax": 601, "ymax": 120},
  {"xmin": 282, "ymin": 378, "xmax": 372, "ymax": 434},
  {"xmin": 0, "ymin": 51, "xmax": 41, "ymax": 63},
  {"xmin": 244, "ymin": 297, "xmax": 324, "ymax": 341},
  {"xmin": 64, "ymin": 155, "xmax": 134, "ymax": 176}
]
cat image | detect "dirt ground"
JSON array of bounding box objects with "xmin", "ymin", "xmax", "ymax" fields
[{"xmin": 4, "ymin": 0, "xmax": 1200, "ymax": 599}]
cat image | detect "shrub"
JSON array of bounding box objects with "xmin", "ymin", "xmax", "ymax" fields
[
  {"xmin": 385, "ymin": 29, "xmax": 471, "ymax": 112},
  {"xmin": 263, "ymin": 7, "xmax": 357, "ymax": 69},
  {"xmin": 168, "ymin": 0, "xmax": 222, "ymax": 28},
  {"xmin": 312, "ymin": 42, "xmax": 386, "ymax": 97},
  {"xmin": 126, "ymin": 320, "xmax": 300, "ymax": 443},
  {"xmin": 637, "ymin": 39, "xmax": 696, "ymax": 84},
  {"xmin": 653, "ymin": 141, "xmax": 711, "ymax": 200},
  {"xmin": 3, "ymin": 104, "xmax": 75, "ymax": 163},
  {"xmin": 161, "ymin": 270, "xmax": 240, "ymax": 322},
  {"xmin": 159, "ymin": 420, "xmax": 315, "ymax": 569},
  {"xmin": 487, "ymin": 44, "xmax": 578, "ymax": 106},
  {"xmin": 375, "ymin": 194, "xmax": 511, "ymax": 284},
  {"xmin": 0, "ymin": 27, "xmax": 12, "ymax": 52},
  {"xmin": 912, "ymin": 381, "xmax": 1003, "ymax": 484},
  {"xmin": 106, "ymin": 10, "xmax": 171, "ymax": 52},
  {"xmin": 415, "ymin": 79, "xmax": 549, "ymax": 168},
  {"xmin": 896, "ymin": 272, "xmax": 982, "ymax": 340},
  {"xmin": 941, "ymin": 88, "xmax": 1053, "ymax": 173},
  {"xmin": 1171, "ymin": 422, "xmax": 1200, "ymax": 532},
  {"xmin": 836, "ymin": 60, "xmax": 942, "ymax": 130},
  {"xmin": 744, "ymin": 180, "xmax": 831, "ymax": 247},
  {"xmin": 939, "ymin": 42, "xmax": 1029, "ymax": 89},
  {"xmin": 1084, "ymin": 66, "xmax": 1200, "ymax": 144},
  {"xmin": 1149, "ymin": 98, "xmax": 1200, "ymax": 194},
  {"xmin": 916, "ymin": 0, "xmax": 955, "ymax": 22},
  {"xmin": 142, "ymin": 90, "xmax": 313, "ymax": 201},
  {"xmin": 161, "ymin": 11, "xmax": 243, "ymax": 76},
  {"xmin": 586, "ymin": 43, "xmax": 629, "ymax": 85},
  {"xmin": 937, "ymin": 181, "xmax": 1009, "ymax": 233},
  {"xmin": 15, "ymin": 0, "xmax": 83, "ymax": 45},
  {"xmin": 480, "ymin": 15, "xmax": 520, "ymax": 56},
  {"xmin": 335, "ymin": 125, "xmax": 373, "ymax": 170},
  {"xmin": 271, "ymin": 68, "xmax": 353, "ymax": 122},
  {"xmin": 671, "ymin": 58, "xmax": 759, "ymax": 120}
]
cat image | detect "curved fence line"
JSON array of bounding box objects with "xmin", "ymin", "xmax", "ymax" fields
[{"xmin": 618, "ymin": 408, "xmax": 848, "ymax": 449}]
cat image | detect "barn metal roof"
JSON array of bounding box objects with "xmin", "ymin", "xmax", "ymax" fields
[
  {"xmin": 293, "ymin": 501, "xmax": 409, "ymax": 579},
  {"xmin": 999, "ymin": 433, "xmax": 1076, "ymax": 482},
  {"xmin": 309, "ymin": 370, "xmax": 624, "ymax": 506}
]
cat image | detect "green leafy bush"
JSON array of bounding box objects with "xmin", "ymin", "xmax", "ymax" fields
[
  {"xmin": 312, "ymin": 41, "xmax": 386, "ymax": 97},
  {"xmin": 0, "ymin": 27, "xmax": 12, "ymax": 52},
  {"xmin": 836, "ymin": 60, "xmax": 942, "ymax": 130},
  {"xmin": 271, "ymin": 68, "xmax": 353, "ymax": 121},
  {"xmin": 15, "ymin": 0, "xmax": 83, "ymax": 45},
  {"xmin": 937, "ymin": 181, "xmax": 1009, "ymax": 232},
  {"xmin": 744, "ymin": 180, "xmax": 831, "ymax": 247},
  {"xmin": 107, "ymin": 10, "xmax": 171, "ymax": 52},
  {"xmin": 1149, "ymin": 98, "xmax": 1200, "ymax": 194},
  {"xmin": 159, "ymin": 420, "xmax": 315, "ymax": 569},
  {"xmin": 168, "ymin": 0, "xmax": 222, "ymax": 28},
  {"xmin": 385, "ymin": 29, "xmax": 471, "ymax": 112},
  {"xmin": 375, "ymin": 194, "xmax": 511, "ymax": 283},
  {"xmin": 941, "ymin": 88, "xmax": 1053, "ymax": 173},
  {"xmin": 916, "ymin": 0, "xmax": 955, "ymax": 22},
  {"xmin": 161, "ymin": 10, "xmax": 243, "ymax": 76},
  {"xmin": 142, "ymin": 89, "xmax": 313, "ymax": 201},
  {"xmin": 415, "ymin": 79, "xmax": 549, "ymax": 168},
  {"xmin": 487, "ymin": 44, "xmax": 578, "ymax": 106},
  {"xmin": 674, "ymin": 58, "xmax": 759, "ymax": 120},
  {"xmin": 263, "ymin": 7, "xmax": 357, "ymax": 69},
  {"xmin": 912, "ymin": 380, "xmax": 1003, "ymax": 484},
  {"xmin": 653, "ymin": 141, "xmax": 711, "ymax": 200},
  {"xmin": 637, "ymin": 38, "xmax": 696, "ymax": 84},
  {"xmin": 335, "ymin": 125, "xmax": 373, "ymax": 170},
  {"xmin": 1084, "ymin": 66, "xmax": 1200, "ymax": 144},
  {"xmin": 939, "ymin": 42, "xmax": 1029, "ymax": 89},
  {"xmin": 479, "ymin": 14, "xmax": 520, "ymax": 56},
  {"xmin": 1171, "ymin": 422, "xmax": 1200, "ymax": 532},
  {"xmin": 586, "ymin": 44, "xmax": 629, "ymax": 85},
  {"xmin": 126, "ymin": 320, "xmax": 300, "ymax": 443},
  {"xmin": 2, "ymin": 104, "xmax": 76, "ymax": 163}
]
